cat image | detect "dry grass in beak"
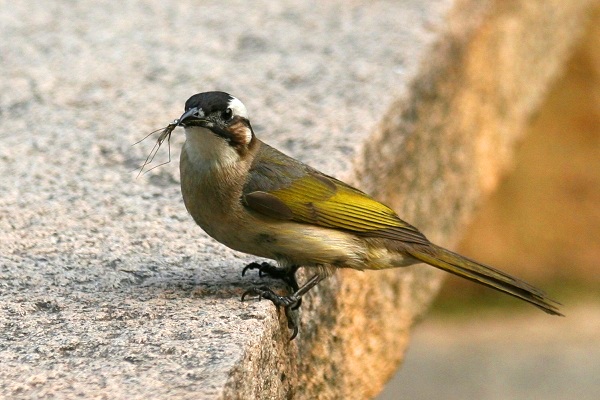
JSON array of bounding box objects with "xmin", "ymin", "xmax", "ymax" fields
[{"xmin": 134, "ymin": 121, "xmax": 178, "ymax": 176}]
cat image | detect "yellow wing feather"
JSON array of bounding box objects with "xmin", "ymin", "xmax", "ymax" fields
[{"xmin": 244, "ymin": 173, "xmax": 429, "ymax": 245}]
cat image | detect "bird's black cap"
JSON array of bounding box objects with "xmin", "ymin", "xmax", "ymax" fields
[{"xmin": 184, "ymin": 91, "xmax": 234, "ymax": 113}]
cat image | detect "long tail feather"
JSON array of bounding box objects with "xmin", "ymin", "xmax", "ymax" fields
[{"xmin": 407, "ymin": 244, "xmax": 563, "ymax": 316}]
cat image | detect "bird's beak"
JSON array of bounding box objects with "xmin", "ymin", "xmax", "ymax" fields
[{"xmin": 176, "ymin": 107, "xmax": 206, "ymax": 127}]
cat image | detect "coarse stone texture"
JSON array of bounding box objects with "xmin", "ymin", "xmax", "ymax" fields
[{"xmin": 0, "ymin": 0, "xmax": 597, "ymax": 399}]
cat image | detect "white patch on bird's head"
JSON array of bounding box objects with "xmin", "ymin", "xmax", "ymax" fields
[
  {"xmin": 227, "ymin": 96, "xmax": 249, "ymax": 120},
  {"xmin": 224, "ymin": 96, "xmax": 253, "ymax": 146}
]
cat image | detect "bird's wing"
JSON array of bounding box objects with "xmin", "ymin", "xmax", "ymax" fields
[{"xmin": 242, "ymin": 144, "xmax": 429, "ymax": 245}]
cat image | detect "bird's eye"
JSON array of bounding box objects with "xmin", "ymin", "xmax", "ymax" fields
[{"xmin": 222, "ymin": 108, "xmax": 233, "ymax": 121}]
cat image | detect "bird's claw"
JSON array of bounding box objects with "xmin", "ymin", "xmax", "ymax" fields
[
  {"xmin": 242, "ymin": 261, "xmax": 300, "ymax": 295},
  {"xmin": 242, "ymin": 263, "xmax": 303, "ymax": 339},
  {"xmin": 241, "ymin": 286, "xmax": 300, "ymax": 308},
  {"xmin": 285, "ymin": 306, "xmax": 300, "ymax": 341},
  {"xmin": 241, "ymin": 286, "xmax": 301, "ymax": 340}
]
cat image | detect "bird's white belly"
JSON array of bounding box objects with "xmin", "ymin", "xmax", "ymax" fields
[{"xmin": 211, "ymin": 219, "xmax": 367, "ymax": 269}]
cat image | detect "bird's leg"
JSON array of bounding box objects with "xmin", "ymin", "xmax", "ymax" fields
[
  {"xmin": 241, "ymin": 273, "xmax": 326, "ymax": 340},
  {"xmin": 242, "ymin": 262, "xmax": 300, "ymax": 292}
]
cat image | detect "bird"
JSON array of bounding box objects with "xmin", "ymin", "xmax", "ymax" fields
[{"xmin": 164, "ymin": 91, "xmax": 562, "ymax": 339}]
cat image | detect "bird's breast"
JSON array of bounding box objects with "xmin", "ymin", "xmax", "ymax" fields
[{"xmin": 180, "ymin": 142, "xmax": 246, "ymax": 241}]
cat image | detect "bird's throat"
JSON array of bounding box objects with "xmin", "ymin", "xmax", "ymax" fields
[{"xmin": 183, "ymin": 127, "xmax": 241, "ymax": 171}]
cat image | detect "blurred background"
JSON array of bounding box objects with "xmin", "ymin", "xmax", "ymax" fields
[{"xmin": 380, "ymin": 9, "xmax": 600, "ymax": 400}]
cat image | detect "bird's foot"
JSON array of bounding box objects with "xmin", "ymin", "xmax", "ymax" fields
[
  {"xmin": 241, "ymin": 286, "xmax": 300, "ymax": 340},
  {"xmin": 242, "ymin": 286, "xmax": 300, "ymax": 308},
  {"xmin": 242, "ymin": 262, "xmax": 300, "ymax": 293}
]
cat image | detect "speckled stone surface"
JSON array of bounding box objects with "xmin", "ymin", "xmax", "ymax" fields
[{"xmin": 0, "ymin": 0, "xmax": 596, "ymax": 398}]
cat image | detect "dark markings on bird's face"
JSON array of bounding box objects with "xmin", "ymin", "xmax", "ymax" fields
[{"xmin": 184, "ymin": 91, "xmax": 254, "ymax": 154}]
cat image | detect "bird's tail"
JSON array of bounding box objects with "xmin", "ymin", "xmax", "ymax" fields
[{"xmin": 406, "ymin": 244, "xmax": 563, "ymax": 316}]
